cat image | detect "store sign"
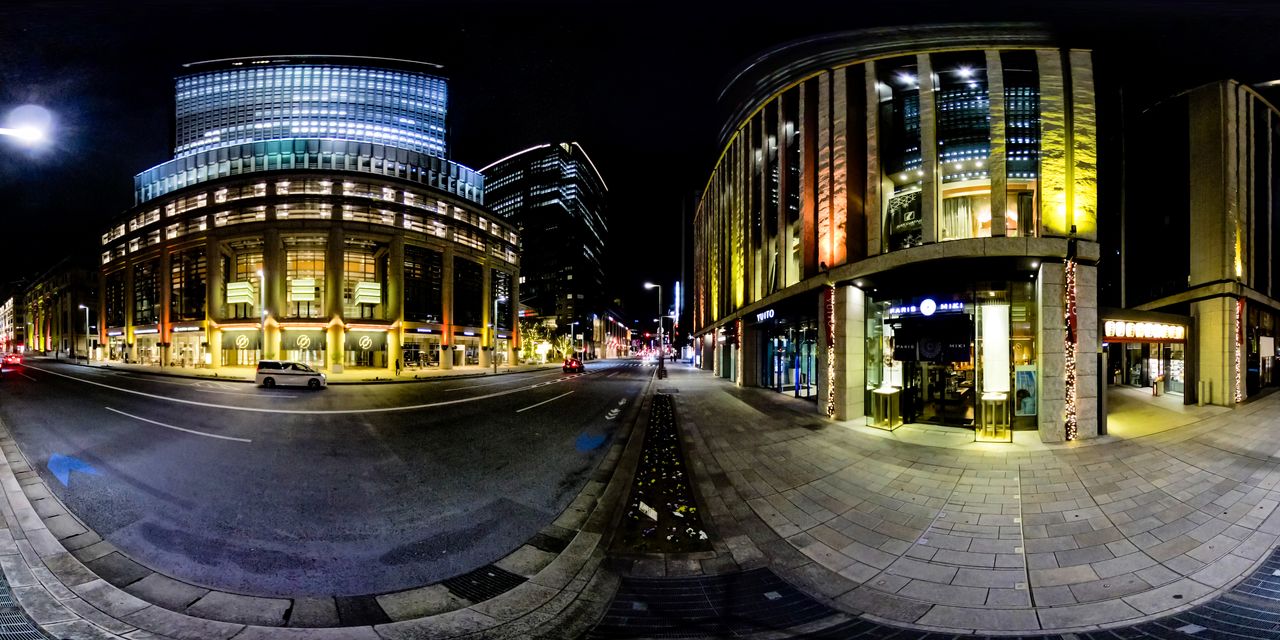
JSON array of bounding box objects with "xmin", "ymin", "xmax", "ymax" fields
[
  {"xmin": 107, "ymin": 330, "xmax": 124, "ymax": 337},
  {"xmin": 1104, "ymin": 320, "xmax": 1186, "ymax": 342},
  {"xmin": 222, "ymin": 329, "xmax": 259, "ymax": 350},
  {"xmin": 226, "ymin": 281, "xmax": 256, "ymax": 305},
  {"xmin": 755, "ymin": 309, "xmax": 775, "ymax": 323},
  {"xmin": 349, "ymin": 330, "xmax": 386, "ymax": 351},
  {"xmin": 287, "ymin": 330, "xmax": 326, "ymax": 352},
  {"xmin": 289, "ymin": 278, "xmax": 316, "ymax": 302},
  {"xmin": 173, "ymin": 326, "xmax": 202, "ymax": 333},
  {"xmin": 134, "ymin": 328, "xmax": 159, "ymax": 335},
  {"xmin": 889, "ymin": 300, "xmax": 964, "ymax": 317},
  {"xmin": 353, "ymin": 281, "xmax": 382, "ymax": 306}
]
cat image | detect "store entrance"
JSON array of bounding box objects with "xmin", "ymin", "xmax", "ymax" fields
[
  {"xmin": 894, "ymin": 315, "xmax": 975, "ymax": 427},
  {"xmin": 759, "ymin": 322, "xmax": 818, "ymax": 400}
]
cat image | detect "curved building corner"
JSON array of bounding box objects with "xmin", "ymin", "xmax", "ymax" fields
[{"xmin": 691, "ymin": 25, "xmax": 1100, "ymax": 443}]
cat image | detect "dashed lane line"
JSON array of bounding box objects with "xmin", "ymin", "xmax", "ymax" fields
[
  {"xmin": 18, "ymin": 372, "xmax": 36, "ymax": 382},
  {"xmin": 113, "ymin": 374, "xmax": 297, "ymax": 397},
  {"xmin": 105, "ymin": 407, "xmax": 253, "ymax": 443},
  {"xmin": 25, "ymin": 363, "xmax": 596, "ymax": 415},
  {"xmin": 515, "ymin": 391, "xmax": 575, "ymax": 414},
  {"xmin": 444, "ymin": 369, "xmax": 566, "ymax": 391}
]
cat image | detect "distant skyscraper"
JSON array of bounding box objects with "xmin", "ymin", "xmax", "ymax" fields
[{"xmin": 481, "ymin": 143, "xmax": 607, "ymax": 323}]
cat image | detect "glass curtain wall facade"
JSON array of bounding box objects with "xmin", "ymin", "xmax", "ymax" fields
[{"xmin": 693, "ymin": 25, "xmax": 1101, "ymax": 442}]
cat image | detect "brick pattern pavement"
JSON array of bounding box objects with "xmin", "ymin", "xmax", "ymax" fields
[{"xmin": 666, "ymin": 363, "xmax": 1280, "ymax": 634}]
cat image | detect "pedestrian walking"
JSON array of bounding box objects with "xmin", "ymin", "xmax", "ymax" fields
[{"xmin": 395, "ymin": 358, "xmax": 402, "ymax": 377}]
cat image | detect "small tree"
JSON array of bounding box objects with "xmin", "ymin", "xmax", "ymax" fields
[
  {"xmin": 519, "ymin": 319, "xmax": 546, "ymax": 362},
  {"xmin": 554, "ymin": 334, "xmax": 574, "ymax": 360}
]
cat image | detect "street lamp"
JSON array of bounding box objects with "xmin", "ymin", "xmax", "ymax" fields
[
  {"xmin": 644, "ymin": 282, "xmax": 663, "ymax": 367},
  {"xmin": 568, "ymin": 321, "xmax": 578, "ymax": 360},
  {"xmin": 78, "ymin": 305, "xmax": 89, "ymax": 363},
  {"xmin": 493, "ymin": 296, "xmax": 507, "ymax": 375}
]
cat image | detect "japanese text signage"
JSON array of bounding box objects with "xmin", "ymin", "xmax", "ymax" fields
[{"xmin": 1103, "ymin": 320, "xmax": 1186, "ymax": 343}]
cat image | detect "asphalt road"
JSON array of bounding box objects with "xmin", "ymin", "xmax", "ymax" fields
[{"xmin": 0, "ymin": 357, "xmax": 653, "ymax": 597}]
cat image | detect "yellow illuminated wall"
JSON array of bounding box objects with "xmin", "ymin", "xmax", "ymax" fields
[
  {"xmin": 1037, "ymin": 50, "xmax": 1070, "ymax": 237},
  {"xmin": 1069, "ymin": 50, "xmax": 1097, "ymax": 240}
]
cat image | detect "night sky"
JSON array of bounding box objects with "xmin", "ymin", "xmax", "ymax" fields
[{"xmin": 1, "ymin": 0, "xmax": 1279, "ymax": 335}]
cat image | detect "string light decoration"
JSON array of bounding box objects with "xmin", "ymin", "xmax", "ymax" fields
[
  {"xmin": 735, "ymin": 318, "xmax": 744, "ymax": 386},
  {"xmin": 1063, "ymin": 259, "xmax": 1078, "ymax": 441},
  {"xmin": 1236, "ymin": 297, "xmax": 1244, "ymax": 403},
  {"xmin": 824, "ymin": 286, "xmax": 836, "ymax": 417}
]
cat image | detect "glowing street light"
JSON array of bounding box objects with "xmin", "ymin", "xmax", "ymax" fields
[
  {"xmin": 2, "ymin": 105, "xmax": 52, "ymax": 147},
  {"xmin": 644, "ymin": 282, "xmax": 663, "ymax": 367}
]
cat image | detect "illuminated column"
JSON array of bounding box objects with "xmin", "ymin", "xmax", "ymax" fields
[
  {"xmin": 817, "ymin": 72, "xmax": 833, "ymax": 269},
  {"xmin": 509, "ymin": 270, "xmax": 520, "ymax": 364},
  {"xmin": 1037, "ymin": 51, "xmax": 1070, "ymax": 236},
  {"xmin": 817, "ymin": 287, "xmax": 836, "ymax": 417},
  {"xmin": 440, "ymin": 246, "xmax": 454, "ymax": 370},
  {"xmin": 832, "ymin": 68, "xmax": 849, "ymax": 266},
  {"xmin": 1036, "ymin": 261, "xmax": 1066, "ymax": 442},
  {"xmin": 205, "ymin": 234, "xmax": 223, "ymax": 367},
  {"xmin": 738, "ymin": 322, "xmax": 757, "ymax": 387},
  {"xmin": 387, "ymin": 236, "xmax": 405, "ymax": 372},
  {"xmin": 917, "ymin": 53, "xmax": 938, "ymax": 245},
  {"xmin": 125, "ymin": 259, "xmax": 136, "ymax": 362},
  {"xmin": 479, "ymin": 266, "xmax": 492, "ymax": 369},
  {"xmin": 986, "ymin": 50, "xmax": 1007, "ymax": 237},
  {"xmin": 832, "ymin": 285, "xmax": 865, "ymax": 420},
  {"xmin": 775, "ymin": 99, "xmax": 793, "ymax": 285},
  {"xmin": 1192, "ymin": 297, "xmax": 1237, "ymax": 406},
  {"xmin": 865, "ymin": 63, "xmax": 882, "ymax": 256},
  {"xmin": 1070, "ymin": 50, "xmax": 1098, "ymax": 241},
  {"xmin": 326, "ymin": 225, "xmax": 345, "ymax": 372},
  {"xmin": 263, "ymin": 228, "xmax": 284, "ymax": 360},
  {"xmin": 159, "ymin": 250, "xmax": 171, "ymax": 365},
  {"xmin": 800, "ymin": 80, "xmax": 818, "ymax": 277}
]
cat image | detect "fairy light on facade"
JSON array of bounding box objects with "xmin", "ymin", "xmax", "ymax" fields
[
  {"xmin": 735, "ymin": 318, "xmax": 744, "ymax": 386},
  {"xmin": 1236, "ymin": 297, "xmax": 1244, "ymax": 404},
  {"xmin": 823, "ymin": 286, "xmax": 836, "ymax": 417},
  {"xmin": 1063, "ymin": 259, "xmax": 1078, "ymax": 441}
]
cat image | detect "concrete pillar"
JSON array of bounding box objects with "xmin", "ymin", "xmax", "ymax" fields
[
  {"xmin": 818, "ymin": 290, "xmax": 831, "ymax": 415},
  {"xmin": 1192, "ymin": 296, "xmax": 1238, "ymax": 406},
  {"xmin": 739, "ymin": 324, "xmax": 758, "ymax": 387},
  {"xmin": 326, "ymin": 325, "xmax": 344, "ymax": 374},
  {"xmin": 159, "ymin": 250, "xmax": 171, "ymax": 365},
  {"xmin": 208, "ymin": 328, "xmax": 222, "ymax": 368},
  {"xmin": 865, "ymin": 63, "xmax": 882, "ymax": 256},
  {"xmin": 440, "ymin": 246, "xmax": 454, "ymax": 370},
  {"xmin": 125, "ymin": 258, "xmax": 136, "ymax": 362},
  {"xmin": 479, "ymin": 265, "xmax": 492, "ymax": 369},
  {"xmin": 917, "ymin": 53, "xmax": 938, "ymax": 245},
  {"xmin": 387, "ymin": 236, "xmax": 404, "ymax": 372},
  {"xmin": 833, "ymin": 285, "xmax": 866, "ymax": 421},
  {"xmin": 1075, "ymin": 264, "xmax": 1099, "ymax": 438},
  {"xmin": 1037, "ymin": 262, "xmax": 1066, "ymax": 442}
]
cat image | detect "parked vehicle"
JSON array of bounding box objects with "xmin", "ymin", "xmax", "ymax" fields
[{"xmin": 256, "ymin": 360, "xmax": 327, "ymax": 389}]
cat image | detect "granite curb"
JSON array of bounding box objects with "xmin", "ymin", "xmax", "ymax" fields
[{"xmin": 0, "ymin": 364, "xmax": 662, "ymax": 638}]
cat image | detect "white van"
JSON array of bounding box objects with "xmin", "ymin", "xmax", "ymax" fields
[{"xmin": 256, "ymin": 360, "xmax": 327, "ymax": 389}]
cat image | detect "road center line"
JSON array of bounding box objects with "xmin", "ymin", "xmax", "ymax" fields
[
  {"xmin": 18, "ymin": 372, "xmax": 36, "ymax": 382},
  {"xmin": 105, "ymin": 407, "xmax": 253, "ymax": 443},
  {"xmin": 26, "ymin": 364, "xmax": 591, "ymax": 415},
  {"xmin": 445, "ymin": 370, "xmax": 564, "ymax": 391},
  {"xmin": 116, "ymin": 375, "xmax": 296, "ymax": 397},
  {"xmin": 515, "ymin": 391, "xmax": 575, "ymax": 413}
]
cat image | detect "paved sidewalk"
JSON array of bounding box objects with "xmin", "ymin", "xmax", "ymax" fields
[
  {"xmin": 26, "ymin": 355, "xmax": 571, "ymax": 384},
  {"xmin": 654, "ymin": 362, "xmax": 1280, "ymax": 634}
]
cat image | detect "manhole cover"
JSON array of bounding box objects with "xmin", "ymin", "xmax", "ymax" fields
[{"xmin": 442, "ymin": 564, "xmax": 527, "ymax": 603}]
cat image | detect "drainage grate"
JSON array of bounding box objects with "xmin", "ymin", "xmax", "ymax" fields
[
  {"xmin": 657, "ymin": 388, "xmax": 679, "ymax": 394},
  {"xmin": 442, "ymin": 564, "xmax": 527, "ymax": 603}
]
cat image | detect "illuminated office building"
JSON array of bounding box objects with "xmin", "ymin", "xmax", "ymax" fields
[
  {"xmin": 481, "ymin": 143, "xmax": 608, "ymax": 325},
  {"xmin": 692, "ymin": 25, "xmax": 1101, "ymax": 442},
  {"xmin": 99, "ymin": 56, "xmax": 519, "ymax": 372}
]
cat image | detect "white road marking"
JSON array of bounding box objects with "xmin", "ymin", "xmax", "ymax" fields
[
  {"xmin": 117, "ymin": 375, "xmax": 294, "ymax": 397},
  {"xmin": 27, "ymin": 364, "xmax": 594, "ymax": 415},
  {"xmin": 19, "ymin": 372, "xmax": 36, "ymax": 382},
  {"xmin": 515, "ymin": 391, "xmax": 575, "ymax": 413},
  {"xmin": 105, "ymin": 407, "xmax": 253, "ymax": 443},
  {"xmin": 445, "ymin": 370, "xmax": 564, "ymax": 391}
]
